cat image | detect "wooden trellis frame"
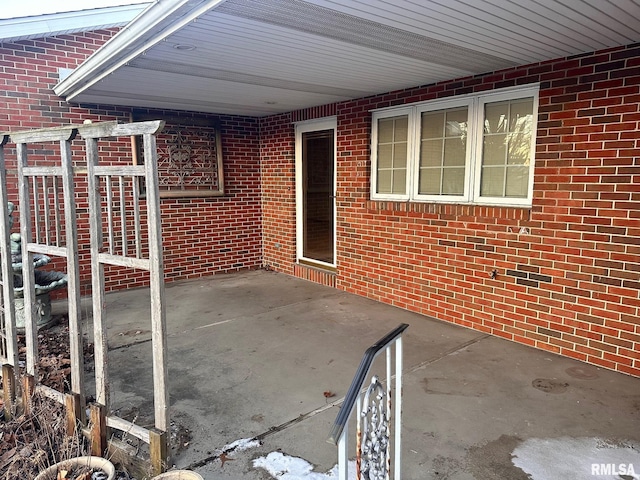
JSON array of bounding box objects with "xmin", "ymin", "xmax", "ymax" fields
[
  {"xmin": 0, "ymin": 134, "xmax": 18, "ymax": 418},
  {"xmin": 0, "ymin": 120, "xmax": 169, "ymax": 475}
]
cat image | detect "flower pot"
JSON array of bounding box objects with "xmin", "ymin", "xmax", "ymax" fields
[
  {"xmin": 35, "ymin": 456, "xmax": 115, "ymax": 480},
  {"xmin": 152, "ymin": 471, "xmax": 203, "ymax": 480}
]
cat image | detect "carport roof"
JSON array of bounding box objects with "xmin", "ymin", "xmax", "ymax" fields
[{"xmin": 54, "ymin": 0, "xmax": 640, "ymax": 117}]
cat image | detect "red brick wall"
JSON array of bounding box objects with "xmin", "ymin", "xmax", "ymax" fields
[
  {"xmin": 1, "ymin": 32, "xmax": 262, "ymax": 295},
  {"xmin": 261, "ymin": 43, "xmax": 640, "ymax": 377},
  {"xmin": 260, "ymin": 113, "xmax": 296, "ymax": 273}
]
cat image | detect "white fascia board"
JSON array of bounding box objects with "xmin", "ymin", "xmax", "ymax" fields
[
  {"xmin": 0, "ymin": 5, "xmax": 150, "ymax": 42},
  {"xmin": 54, "ymin": 0, "xmax": 226, "ymax": 101}
]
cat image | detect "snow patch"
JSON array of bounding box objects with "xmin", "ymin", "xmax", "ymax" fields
[
  {"xmin": 253, "ymin": 451, "xmax": 356, "ymax": 480},
  {"xmin": 512, "ymin": 437, "xmax": 640, "ymax": 480},
  {"xmin": 224, "ymin": 437, "xmax": 261, "ymax": 452}
]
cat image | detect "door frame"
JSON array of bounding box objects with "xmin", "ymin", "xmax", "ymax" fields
[{"xmin": 295, "ymin": 116, "xmax": 337, "ymax": 268}]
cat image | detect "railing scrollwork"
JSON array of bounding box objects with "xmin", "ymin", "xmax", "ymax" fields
[{"xmin": 329, "ymin": 323, "xmax": 408, "ymax": 480}]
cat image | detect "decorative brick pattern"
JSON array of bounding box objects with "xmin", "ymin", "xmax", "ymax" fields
[
  {"xmin": 261, "ymin": 43, "xmax": 640, "ymax": 378},
  {"xmin": 293, "ymin": 264, "xmax": 336, "ymax": 288}
]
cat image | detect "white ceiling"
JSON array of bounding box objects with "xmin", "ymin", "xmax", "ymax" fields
[{"xmin": 55, "ymin": 0, "xmax": 640, "ymax": 117}]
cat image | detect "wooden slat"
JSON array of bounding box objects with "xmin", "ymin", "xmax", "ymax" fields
[
  {"xmin": 132, "ymin": 176, "xmax": 142, "ymax": 259},
  {"xmin": 60, "ymin": 137, "xmax": 85, "ymax": 403},
  {"xmin": 106, "ymin": 415, "xmax": 151, "ymax": 443},
  {"xmin": 119, "ymin": 176, "xmax": 127, "ymax": 257},
  {"xmin": 149, "ymin": 429, "xmax": 168, "ymax": 476},
  {"xmin": 65, "ymin": 393, "xmax": 82, "ymax": 436},
  {"xmin": 35, "ymin": 383, "xmax": 64, "ymax": 404},
  {"xmin": 2, "ymin": 364, "xmax": 15, "ymax": 420},
  {"xmin": 90, "ymin": 403, "xmax": 108, "ymax": 457},
  {"xmin": 26, "ymin": 243, "xmax": 67, "ymax": 257},
  {"xmin": 143, "ymin": 132, "xmax": 169, "ymax": 433},
  {"xmin": 106, "ymin": 176, "xmax": 114, "ymax": 254},
  {"xmin": 53, "ymin": 176, "xmax": 61, "ymax": 246},
  {"xmin": 85, "ymin": 136, "xmax": 109, "ymax": 408},
  {"xmin": 107, "ymin": 439, "xmax": 153, "ymax": 480},
  {"xmin": 17, "ymin": 143, "xmax": 38, "ymax": 377},
  {"xmin": 93, "ymin": 165, "xmax": 145, "ymax": 176},
  {"xmin": 0, "ymin": 138, "xmax": 18, "ymax": 369},
  {"xmin": 21, "ymin": 166, "xmax": 63, "ymax": 176},
  {"xmin": 42, "ymin": 176, "xmax": 50, "ymax": 245},
  {"xmin": 78, "ymin": 120, "xmax": 164, "ymax": 139},
  {"xmin": 97, "ymin": 252, "xmax": 150, "ymax": 270},
  {"xmin": 32, "ymin": 176, "xmax": 40, "ymax": 243},
  {"xmin": 22, "ymin": 375, "xmax": 35, "ymax": 415},
  {"xmin": 10, "ymin": 126, "xmax": 76, "ymax": 143}
]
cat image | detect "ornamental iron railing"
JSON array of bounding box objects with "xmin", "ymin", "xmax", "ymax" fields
[{"xmin": 328, "ymin": 323, "xmax": 409, "ymax": 480}]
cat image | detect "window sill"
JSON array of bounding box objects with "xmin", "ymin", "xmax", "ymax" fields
[{"xmin": 365, "ymin": 199, "xmax": 532, "ymax": 220}]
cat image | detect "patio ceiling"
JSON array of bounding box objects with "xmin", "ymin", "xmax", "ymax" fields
[{"xmin": 54, "ymin": 0, "xmax": 640, "ymax": 117}]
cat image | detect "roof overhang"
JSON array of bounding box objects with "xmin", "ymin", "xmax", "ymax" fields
[
  {"xmin": 54, "ymin": 0, "xmax": 640, "ymax": 117},
  {"xmin": 0, "ymin": 4, "xmax": 151, "ymax": 42}
]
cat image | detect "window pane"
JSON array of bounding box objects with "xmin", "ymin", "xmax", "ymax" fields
[
  {"xmin": 483, "ymin": 133, "xmax": 506, "ymax": 166},
  {"xmin": 485, "ymin": 101, "xmax": 508, "ymax": 134},
  {"xmin": 420, "ymin": 139, "xmax": 443, "ymax": 168},
  {"xmin": 506, "ymin": 166, "xmax": 529, "ymax": 197},
  {"xmin": 419, "ymin": 169, "xmax": 441, "ymax": 195},
  {"xmin": 376, "ymin": 115, "xmax": 408, "ymax": 196},
  {"xmin": 377, "ymin": 170, "xmax": 392, "ymax": 194},
  {"xmin": 378, "ymin": 118, "xmax": 395, "ymax": 143},
  {"xmin": 480, "ymin": 166, "xmax": 505, "ymax": 196},
  {"xmin": 507, "ymin": 130, "xmax": 531, "ymax": 165},
  {"xmin": 393, "ymin": 169, "xmax": 406, "ymax": 193},
  {"xmin": 444, "ymin": 138, "xmax": 466, "ymax": 167},
  {"xmin": 508, "ymin": 99, "xmax": 533, "ymax": 165},
  {"xmin": 510, "ymin": 98, "xmax": 533, "ymax": 131},
  {"xmin": 394, "ymin": 116, "xmax": 408, "ymax": 141},
  {"xmin": 378, "ymin": 144, "xmax": 393, "ymax": 168},
  {"xmin": 445, "ymin": 109, "xmax": 467, "ymax": 137},
  {"xmin": 481, "ymin": 96, "xmax": 534, "ymax": 199},
  {"xmin": 442, "ymin": 167, "xmax": 465, "ymax": 195},
  {"xmin": 394, "ymin": 143, "xmax": 407, "ymax": 168},
  {"xmin": 421, "ymin": 112, "xmax": 444, "ymax": 138},
  {"xmin": 419, "ymin": 106, "xmax": 468, "ymax": 196}
]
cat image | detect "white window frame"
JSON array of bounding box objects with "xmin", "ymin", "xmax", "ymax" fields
[
  {"xmin": 371, "ymin": 106, "xmax": 413, "ymax": 201},
  {"xmin": 370, "ymin": 84, "xmax": 539, "ymax": 207},
  {"xmin": 413, "ymin": 97, "xmax": 474, "ymax": 203}
]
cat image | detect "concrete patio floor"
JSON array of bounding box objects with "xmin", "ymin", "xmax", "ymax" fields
[{"xmin": 90, "ymin": 270, "xmax": 640, "ymax": 479}]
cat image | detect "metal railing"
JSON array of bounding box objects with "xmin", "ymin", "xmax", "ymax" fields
[{"xmin": 328, "ymin": 323, "xmax": 409, "ymax": 480}]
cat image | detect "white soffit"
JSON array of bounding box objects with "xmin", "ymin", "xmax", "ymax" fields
[
  {"xmin": 55, "ymin": 0, "xmax": 640, "ymax": 117},
  {"xmin": 0, "ymin": 4, "xmax": 150, "ymax": 42}
]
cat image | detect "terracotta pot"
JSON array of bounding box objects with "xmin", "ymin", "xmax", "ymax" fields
[
  {"xmin": 152, "ymin": 471, "xmax": 203, "ymax": 480},
  {"xmin": 35, "ymin": 456, "xmax": 115, "ymax": 480}
]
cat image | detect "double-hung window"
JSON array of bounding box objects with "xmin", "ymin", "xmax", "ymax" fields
[{"xmin": 371, "ymin": 85, "xmax": 538, "ymax": 207}]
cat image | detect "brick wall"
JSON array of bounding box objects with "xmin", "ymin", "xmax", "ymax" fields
[
  {"xmin": 2, "ymin": 28, "xmax": 637, "ymax": 377},
  {"xmin": 1, "ymin": 31, "xmax": 262, "ymax": 295},
  {"xmin": 260, "ymin": 113, "xmax": 296, "ymax": 274},
  {"xmin": 261, "ymin": 43, "xmax": 640, "ymax": 377}
]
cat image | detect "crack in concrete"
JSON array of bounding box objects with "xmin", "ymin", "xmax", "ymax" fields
[{"xmin": 182, "ymin": 332, "xmax": 491, "ymax": 471}]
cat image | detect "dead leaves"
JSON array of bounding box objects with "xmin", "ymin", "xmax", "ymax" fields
[
  {"xmin": 16, "ymin": 316, "xmax": 95, "ymax": 393},
  {"xmin": 219, "ymin": 452, "xmax": 235, "ymax": 468},
  {"xmin": 55, "ymin": 467, "xmax": 96, "ymax": 480},
  {"xmin": 323, "ymin": 391, "xmax": 336, "ymax": 403}
]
